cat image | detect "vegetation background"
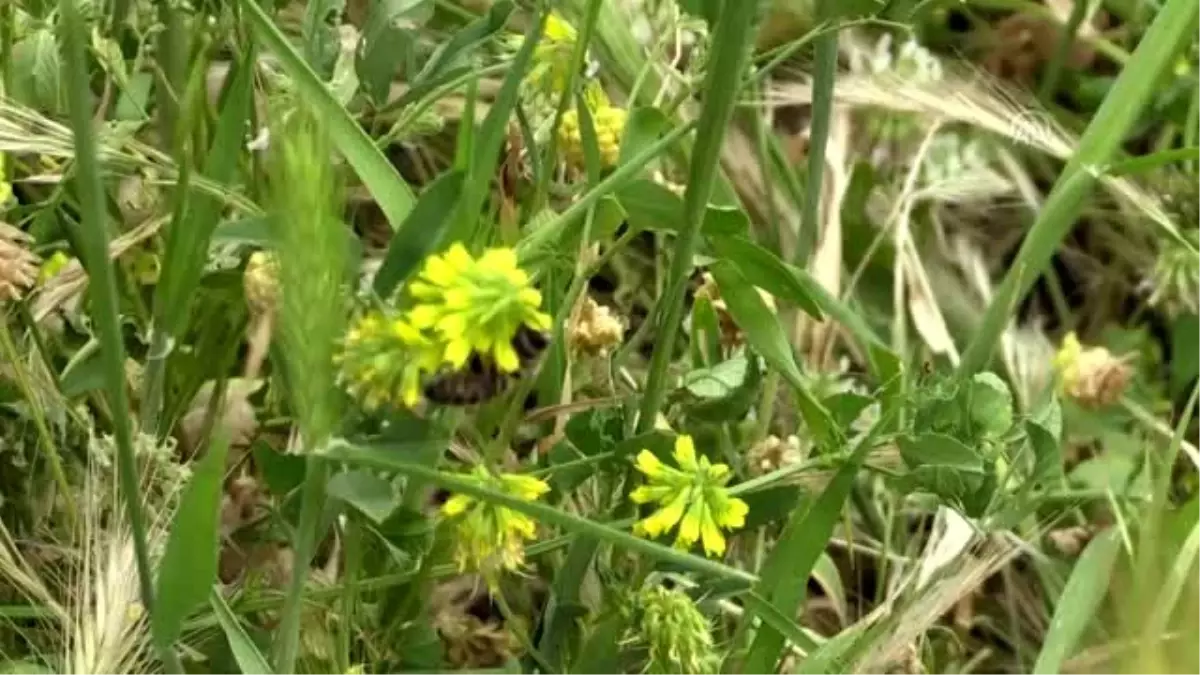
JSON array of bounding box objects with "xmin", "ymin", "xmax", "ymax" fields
[{"xmin": 1, "ymin": 0, "xmax": 1198, "ymax": 672}]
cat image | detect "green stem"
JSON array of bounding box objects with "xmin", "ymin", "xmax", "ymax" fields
[
  {"xmin": 338, "ymin": 517, "xmax": 362, "ymax": 673},
  {"xmin": 1038, "ymin": 0, "xmax": 1088, "ymax": 102},
  {"xmin": 273, "ymin": 456, "xmax": 328, "ymax": 672},
  {"xmin": 959, "ymin": 0, "xmax": 1200, "ymax": 375},
  {"xmin": 57, "ymin": 1, "xmax": 178, "ymax": 671},
  {"xmin": 635, "ymin": 1, "xmax": 761, "ymax": 433},
  {"xmin": 796, "ymin": 20, "xmax": 838, "ymax": 266}
]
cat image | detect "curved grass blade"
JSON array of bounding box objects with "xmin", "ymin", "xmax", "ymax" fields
[
  {"xmin": 1032, "ymin": 529, "xmax": 1121, "ymax": 674},
  {"xmin": 240, "ymin": 0, "xmax": 416, "ymax": 230},
  {"xmin": 372, "ymin": 169, "xmax": 466, "ymax": 298},
  {"xmin": 211, "ymin": 588, "xmax": 274, "ymax": 675}
]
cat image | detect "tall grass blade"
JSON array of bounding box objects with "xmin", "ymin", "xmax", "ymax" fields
[
  {"xmin": 211, "ymin": 589, "xmax": 274, "ymax": 675},
  {"xmin": 1032, "ymin": 530, "xmax": 1121, "ymax": 674},
  {"xmin": 636, "ymin": 0, "xmax": 761, "ymax": 433}
]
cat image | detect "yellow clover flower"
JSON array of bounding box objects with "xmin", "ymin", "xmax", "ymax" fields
[
  {"xmin": 559, "ymin": 103, "xmax": 627, "ymax": 172},
  {"xmin": 1052, "ymin": 331, "xmax": 1132, "ymax": 408},
  {"xmin": 407, "ymin": 243, "xmax": 551, "ymax": 373},
  {"xmin": 441, "ymin": 466, "xmax": 551, "ymax": 579},
  {"xmin": 630, "ymin": 435, "xmax": 749, "ymax": 557},
  {"xmin": 336, "ymin": 310, "xmax": 443, "ymax": 408}
]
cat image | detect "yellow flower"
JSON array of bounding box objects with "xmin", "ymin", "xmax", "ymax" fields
[
  {"xmin": 336, "ymin": 310, "xmax": 443, "ymax": 408},
  {"xmin": 630, "ymin": 435, "xmax": 749, "ymax": 557},
  {"xmin": 1052, "ymin": 331, "xmax": 1132, "ymax": 408},
  {"xmin": 441, "ymin": 466, "xmax": 551, "ymax": 581},
  {"xmin": 558, "ymin": 96, "xmax": 627, "ymax": 171},
  {"xmin": 37, "ymin": 251, "xmax": 71, "ymax": 285},
  {"xmin": 407, "ymin": 243, "xmax": 550, "ymax": 373}
]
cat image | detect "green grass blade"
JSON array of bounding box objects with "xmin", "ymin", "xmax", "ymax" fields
[
  {"xmin": 372, "ymin": 169, "xmax": 466, "ymax": 298},
  {"xmin": 55, "ymin": 0, "xmax": 169, "ymax": 668},
  {"xmin": 1032, "ymin": 529, "xmax": 1121, "ymax": 674},
  {"xmin": 796, "ymin": 12, "xmax": 837, "ymax": 265},
  {"xmin": 240, "ymin": 0, "xmax": 416, "ymax": 230},
  {"xmin": 152, "ymin": 433, "xmax": 231, "ymax": 654},
  {"xmin": 322, "ymin": 440, "xmax": 757, "ymax": 585},
  {"xmin": 211, "ymin": 589, "xmax": 274, "ymax": 675},
  {"xmin": 141, "ymin": 49, "xmax": 254, "ymax": 433},
  {"xmin": 709, "ymin": 260, "xmax": 838, "ymax": 447},
  {"xmin": 636, "ymin": 0, "xmax": 761, "ymax": 433},
  {"xmin": 959, "ymin": 0, "xmax": 1200, "ymax": 375},
  {"xmin": 740, "ymin": 430, "xmax": 879, "ymax": 673}
]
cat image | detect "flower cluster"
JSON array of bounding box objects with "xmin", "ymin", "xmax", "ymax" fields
[
  {"xmin": 630, "ymin": 435, "xmax": 748, "ymax": 557},
  {"xmin": 558, "ymin": 97, "xmax": 628, "ymax": 171},
  {"xmin": 337, "ymin": 244, "xmax": 549, "ymax": 408},
  {"xmin": 1052, "ymin": 332, "xmax": 1133, "ymax": 408},
  {"xmin": 524, "ymin": 13, "xmax": 579, "ymax": 100},
  {"xmin": 408, "ymin": 244, "xmax": 551, "ymax": 372},
  {"xmin": 622, "ymin": 584, "xmax": 720, "ymax": 674},
  {"xmin": 1, "ymin": 222, "xmax": 38, "ymax": 303},
  {"xmin": 441, "ymin": 466, "xmax": 551, "ymax": 580}
]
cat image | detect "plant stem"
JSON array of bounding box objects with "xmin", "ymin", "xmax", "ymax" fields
[
  {"xmin": 959, "ymin": 0, "xmax": 1200, "ymax": 375},
  {"xmin": 57, "ymin": 0, "xmax": 177, "ymax": 671},
  {"xmin": 636, "ymin": 1, "xmax": 761, "ymax": 433},
  {"xmin": 796, "ymin": 19, "xmax": 838, "ymax": 266},
  {"xmin": 273, "ymin": 455, "xmax": 328, "ymax": 672},
  {"xmin": 1038, "ymin": 0, "xmax": 1088, "ymax": 102}
]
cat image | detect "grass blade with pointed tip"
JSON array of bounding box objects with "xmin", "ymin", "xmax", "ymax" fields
[
  {"xmin": 240, "ymin": 0, "xmax": 415, "ymax": 230},
  {"xmin": 1032, "ymin": 529, "xmax": 1121, "ymax": 674},
  {"xmin": 636, "ymin": 0, "xmax": 761, "ymax": 434},
  {"xmin": 740, "ymin": 428, "xmax": 880, "ymax": 673},
  {"xmin": 210, "ymin": 588, "xmax": 273, "ymax": 675},
  {"xmin": 373, "ymin": 170, "xmax": 466, "ymax": 298},
  {"xmin": 153, "ymin": 433, "xmax": 230, "ymax": 655}
]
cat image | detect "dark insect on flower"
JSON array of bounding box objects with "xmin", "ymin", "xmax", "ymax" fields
[{"xmin": 423, "ymin": 326, "xmax": 550, "ymax": 406}]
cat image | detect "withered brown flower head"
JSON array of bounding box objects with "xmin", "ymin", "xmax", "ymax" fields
[{"xmin": 1, "ymin": 222, "xmax": 40, "ymax": 303}]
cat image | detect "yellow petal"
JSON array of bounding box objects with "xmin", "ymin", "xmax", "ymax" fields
[
  {"xmin": 634, "ymin": 450, "xmax": 664, "ymax": 478},
  {"xmin": 630, "ymin": 484, "xmax": 673, "ymax": 504},
  {"xmin": 504, "ymin": 511, "xmax": 538, "ymax": 539},
  {"xmin": 699, "ymin": 511, "xmax": 727, "ymax": 557},
  {"xmin": 518, "ymin": 287, "xmax": 543, "ymax": 308},
  {"xmin": 408, "ymin": 305, "xmax": 440, "ymax": 329},
  {"xmin": 444, "ymin": 288, "xmax": 472, "ymax": 309},
  {"xmin": 445, "ymin": 243, "xmax": 473, "ymax": 271},
  {"xmin": 423, "ymin": 255, "xmax": 455, "ymax": 286},
  {"xmin": 676, "ymin": 499, "xmax": 703, "ymax": 548},
  {"xmin": 494, "ymin": 341, "xmax": 520, "ymax": 373},
  {"xmin": 639, "ymin": 489, "xmax": 688, "ymax": 537},
  {"xmin": 442, "ymin": 494, "xmax": 474, "ymax": 516},
  {"xmin": 408, "ymin": 281, "xmax": 439, "ymax": 299},
  {"xmin": 527, "ymin": 311, "xmax": 552, "ymax": 332},
  {"xmin": 503, "ymin": 474, "xmax": 550, "ymax": 501},
  {"xmin": 444, "ymin": 339, "xmax": 471, "ymax": 369},
  {"xmin": 715, "ymin": 495, "xmax": 749, "ymax": 529},
  {"xmin": 673, "ymin": 435, "xmax": 698, "ymax": 471},
  {"xmin": 436, "ymin": 312, "xmax": 467, "ymax": 336},
  {"xmin": 480, "ymin": 247, "xmax": 518, "ymax": 272}
]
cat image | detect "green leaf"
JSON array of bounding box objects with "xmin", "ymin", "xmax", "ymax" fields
[
  {"xmin": 683, "ymin": 355, "xmax": 748, "ymax": 398},
  {"xmin": 11, "ymin": 29, "xmax": 62, "ymax": 113},
  {"xmin": 811, "ymin": 552, "xmax": 848, "ymax": 624},
  {"xmin": 212, "ymin": 216, "xmax": 272, "ymax": 247},
  {"xmin": 967, "ymin": 372, "xmax": 1014, "ymax": 439},
  {"xmin": 1170, "ymin": 313, "xmax": 1199, "ymax": 399},
  {"xmin": 573, "ymin": 613, "xmax": 626, "ymax": 674},
  {"xmin": 153, "ymin": 434, "xmax": 231, "ymax": 652},
  {"xmin": 400, "ymin": 1, "xmax": 514, "ymax": 108},
  {"xmin": 252, "ymin": 441, "xmax": 307, "ymax": 496},
  {"xmin": 616, "ymin": 180, "xmax": 748, "ymax": 236},
  {"xmin": 356, "ymin": 0, "xmax": 432, "ymax": 103},
  {"xmin": 897, "ymin": 433, "xmax": 984, "ymax": 472},
  {"xmin": 823, "ymin": 391, "xmax": 873, "ymax": 430},
  {"xmin": 301, "ymin": 0, "xmax": 345, "ymax": 76},
  {"xmin": 709, "ymin": 260, "xmax": 837, "ymax": 447},
  {"xmin": 741, "ymin": 430, "xmax": 879, "ymax": 672},
  {"xmin": 241, "ymin": 0, "xmax": 416, "ymax": 232},
  {"xmin": 211, "ymin": 589, "xmax": 274, "ymax": 674},
  {"xmin": 618, "ymin": 106, "xmax": 672, "ymax": 166},
  {"xmin": 1033, "ymin": 530, "xmax": 1121, "ymax": 674},
  {"xmin": 326, "ymin": 470, "xmax": 399, "ymax": 524},
  {"xmin": 372, "ymin": 170, "xmax": 465, "ymax": 298},
  {"xmin": 709, "ymin": 234, "xmax": 823, "ymax": 319},
  {"xmin": 538, "ymin": 539, "xmax": 599, "ymax": 670},
  {"xmin": 58, "ymin": 339, "xmax": 104, "ymax": 397}
]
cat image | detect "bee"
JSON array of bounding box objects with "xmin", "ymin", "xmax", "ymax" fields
[{"xmin": 422, "ymin": 325, "xmax": 550, "ymax": 406}]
